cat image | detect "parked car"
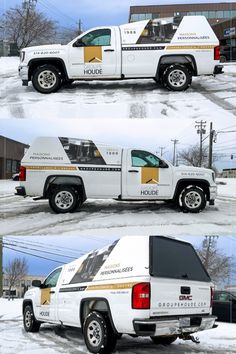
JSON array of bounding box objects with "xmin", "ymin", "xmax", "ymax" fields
[
  {"xmin": 212, "ymin": 290, "xmax": 236, "ymax": 322},
  {"xmin": 220, "ymin": 46, "xmax": 236, "ymax": 62}
]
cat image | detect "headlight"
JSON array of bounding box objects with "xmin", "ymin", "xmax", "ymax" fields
[{"xmin": 20, "ymin": 51, "xmax": 25, "ymax": 62}]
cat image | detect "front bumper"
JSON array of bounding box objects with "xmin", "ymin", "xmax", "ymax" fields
[
  {"xmin": 15, "ymin": 186, "xmax": 26, "ymax": 196},
  {"xmin": 214, "ymin": 65, "xmax": 224, "ymax": 75},
  {"xmin": 18, "ymin": 64, "xmax": 29, "ymax": 86},
  {"xmin": 133, "ymin": 315, "xmax": 216, "ymax": 336}
]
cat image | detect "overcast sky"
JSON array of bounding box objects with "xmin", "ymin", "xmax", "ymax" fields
[{"xmin": 1, "ymin": 0, "xmax": 235, "ymax": 29}]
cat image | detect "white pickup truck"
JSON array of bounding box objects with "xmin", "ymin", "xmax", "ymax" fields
[
  {"xmin": 18, "ymin": 16, "xmax": 223, "ymax": 93},
  {"xmin": 23, "ymin": 235, "xmax": 216, "ymax": 354},
  {"xmin": 15, "ymin": 137, "xmax": 217, "ymax": 213}
]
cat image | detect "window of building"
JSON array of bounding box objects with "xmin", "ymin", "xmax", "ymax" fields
[
  {"xmin": 27, "ymin": 280, "xmax": 31, "ymax": 286},
  {"xmin": 3, "ymin": 279, "xmax": 9, "ymax": 287},
  {"xmin": 12, "ymin": 160, "xmax": 18, "ymax": 173},
  {"xmin": 216, "ymin": 11, "xmax": 224, "ymax": 18},
  {"xmin": 224, "ymin": 11, "xmax": 231, "ymax": 18},
  {"xmin": 6, "ymin": 159, "xmax": 12, "ymax": 174},
  {"xmin": 130, "ymin": 13, "xmax": 154, "ymax": 22},
  {"xmin": 80, "ymin": 29, "xmax": 111, "ymax": 46},
  {"xmin": 209, "ymin": 11, "xmax": 216, "ymax": 19},
  {"xmin": 59, "ymin": 137, "xmax": 106, "ymax": 165}
]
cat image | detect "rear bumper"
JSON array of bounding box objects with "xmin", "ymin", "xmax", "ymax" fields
[
  {"xmin": 15, "ymin": 186, "xmax": 26, "ymax": 196},
  {"xmin": 214, "ymin": 65, "xmax": 224, "ymax": 75},
  {"xmin": 133, "ymin": 315, "xmax": 216, "ymax": 336}
]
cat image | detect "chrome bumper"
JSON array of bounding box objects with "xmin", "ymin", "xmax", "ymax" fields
[
  {"xmin": 133, "ymin": 315, "xmax": 216, "ymax": 336},
  {"xmin": 18, "ymin": 64, "xmax": 29, "ymax": 85}
]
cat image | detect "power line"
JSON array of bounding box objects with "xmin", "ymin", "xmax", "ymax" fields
[{"xmin": 37, "ymin": 0, "xmax": 77, "ymax": 24}]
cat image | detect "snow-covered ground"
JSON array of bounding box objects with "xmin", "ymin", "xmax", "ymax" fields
[
  {"xmin": 0, "ymin": 298, "xmax": 235, "ymax": 354},
  {"xmin": 1, "ymin": 179, "xmax": 236, "ymax": 237},
  {"xmin": 1, "ymin": 57, "xmax": 236, "ymax": 120}
]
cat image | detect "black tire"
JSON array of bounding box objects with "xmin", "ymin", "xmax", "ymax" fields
[
  {"xmin": 32, "ymin": 65, "xmax": 62, "ymax": 93},
  {"xmin": 163, "ymin": 64, "xmax": 192, "ymax": 91},
  {"xmin": 23, "ymin": 305, "xmax": 41, "ymax": 332},
  {"xmin": 83, "ymin": 312, "xmax": 117, "ymax": 354},
  {"xmin": 49, "ymin": 186, "xmax": 79, "ymax": 214},
  {"xmin": 180, "ymin": 186, "xmax": 206, "ymax": 213},
  {"xmin": 150, "ymin": 335, "xmax": 177, "ymax": 345}
]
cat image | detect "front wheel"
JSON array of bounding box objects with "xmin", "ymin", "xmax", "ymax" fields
[
  {"xmin": 32, "ymin": 65, "xmax": 61, "ymax": 93},
  {"xmin": 179, "ymin": 186, "xmax": 206, "ymax": 213},
  {"xmin": 151, "ymin": 335, "xmax": 177, "ymax": 345},
  {"xmin": 49, "ymin": 186, "xmax": 79, "ymax": 213},
  {"xmin": 83, "ymin": 312, "xmax": 117, "ymax": 354},
  {"xmin": 163, "ymin": 65, "xmax": 192, "ymax": 91},
  {"xmin": 23, "ymin": 305, "xmax": 41, "ymax": 332}
]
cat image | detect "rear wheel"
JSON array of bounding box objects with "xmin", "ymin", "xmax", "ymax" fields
[
  {"xmin": 83, "ymin": 312, "xmax": 117, "ymax": 354},
  {"xmin": 151, "ymin": 335, "xmax": 177, "ymax": 345},
  {"xmin": 163, "ymin": 64, "xmax": 192, "ymax": 91},
  {"xmin": 32, "ymin": 65, "xmax": 61, "ymax": 93},
  {"xmin": 23, "ymin": 305, "xmax": 41, "ymax": 332},
  {"xmin": 49, "ymin": 186, "xmax": 79, "ymax": 213},
  {"xmin": 179, "ymin": 186, "xmax": 206, "ymax": 213}
]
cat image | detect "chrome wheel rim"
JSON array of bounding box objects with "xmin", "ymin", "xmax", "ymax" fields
[
  {"xmin": 168, "ymin": 69, "xmax": 186, "ymax": 87},
  {"xmin": 87, "ymin": 320, "xmax": 102, "ymax": 347},
  {"xmin": 184, "ymin": 191, "xmax": 202, "ymax": 209},
  {"xmin": 55, "ymin": 191, "xmax": 74, "ymax": 210},
  {"xmin": 38, "ymin": 70, "xmax": 56, "ymax": 89},
  {"xmin": 25, "ymin": 310, "xmax": 32, "ymax": 328}
]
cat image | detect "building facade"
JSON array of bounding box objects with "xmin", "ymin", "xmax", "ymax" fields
[
  {"xmin": 222, "ymin": 168, "xmax": 236, "ymax": 178},
  {"xmin": 213, "ymin": 17, "xmax": 236, "ymax": 46},
  {"xmin": 3, "ymin": 274, "xmax": 45, "ymax": 298},
  {"xmin": 0, "ymin": 136, "xmax": 29, "ymax": 179},
  {"xmin": 129, "ymin": 2, "xmax": 236, "ymax": 24}
]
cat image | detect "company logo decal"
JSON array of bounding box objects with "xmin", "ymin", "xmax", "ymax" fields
[
  {"xmin": 41, "ymin": 288, "xmax": 51, "ymax": 305},
  {"xmin": 141, "ymin": 167, "xmax": 159, "ymax": 184},
  {"xmin": 84, "ymin": 47, "xmax": 102, "ymax": 63}
]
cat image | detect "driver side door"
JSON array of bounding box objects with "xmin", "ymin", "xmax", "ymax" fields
[
  {"xmin": 68, "ymin": 28, "xmax": 118, "ymax": 78},
  {"xmin": 124, "ymin": 149, "xmax": 173, "ymax": 199}
]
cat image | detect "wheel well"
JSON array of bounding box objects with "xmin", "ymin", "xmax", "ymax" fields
[
  {"xmin": 22, "ymin": 299, "xmax": 33, "ymax": 315},
  {"xmin": 80, "ymin": 298, "xmax": 117, "ymax": 334},
  {"xmin": 156, "ymin": 55, "xmax": 197, "ymax": 80},
  {"xmin": 28, "ymin": 58, "xmax": 68, "ymax": 81},
  {"xmin": 174, "ymin": 179, "xmax": 210, "ymax": 201},
  {"xmin": 44, "ymin": 175, "xmax": 86, "ymax": 202}
]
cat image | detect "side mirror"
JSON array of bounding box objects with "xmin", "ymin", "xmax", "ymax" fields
[
  {"xmin": 32, "ymin": 280, "xmax": 42, "ymax": 288},
  {"xmin": 73, "ymin": 39, "xmax": 84, "ymax": 47},
  {"xmin": 159, "ymin": 160, "xmax": 169, "ymax": 168}
]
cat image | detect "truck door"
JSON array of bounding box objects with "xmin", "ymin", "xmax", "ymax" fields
[
  {"xmin": 35, "ymin": 267, "xmax": 62, "ymax": 323},
  {"xmin": 68, "ymin": 27, "xmax": 120, "ymax": 78},
  {"xmin": 123, "ymin": 149, "xmax": 172, "ymax": 199}
]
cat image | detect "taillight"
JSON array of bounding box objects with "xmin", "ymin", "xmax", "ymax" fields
[
  {"xmin": 214, "ymin": 46, "xmax": 220, "ymax": 61},
  {"xmin": 132, "ymin": 282, "xmax": 150, "ymax": 309},
  {"xmin": 19, "ymin": 166, "xmax": 26, "ymax": 181},
  {"xmin": 210, "ymin": 287, "xmax": 214, "ymax": 307}
]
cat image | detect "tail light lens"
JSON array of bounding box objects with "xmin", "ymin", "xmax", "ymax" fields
[
  {"xmin": 214, "ymin": 46, "xmax": 220, "ymax": 61},
  {"xmin": 19, "ymin": 166, "xmax": 26, "ymax": 181},
  {"xmin": 210, "ymin": 287, "xmax": 214, "ymax": 307},
  {"xmin": 132, "ymin": 282, "xmax": 150, "ymax": 309}
]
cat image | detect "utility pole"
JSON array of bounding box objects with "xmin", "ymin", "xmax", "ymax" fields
[
  {"xmin": 195, "ymin": 120, "xmax": 206, "ymax": 167},
  {"xmin": 77, "ymin": 19, "xmax": 83, "ymax": 34},
  {"xmin": 159, "ymin": 146, "xmax": 165, "ymax": 156},
  {"xmin": 0, "ymin": 237, "xmax": 2, "ymax": 297},
  {"xmin": 22, "ymin": 0, "xmax": 37, "ymax": 12},
  {"xmin": 171, "ymin": 139, "xmax": 179, "ymax": 166},
  {"xmin": 208, "ymin": 122, "xmax": 215, "ymax": 170}
]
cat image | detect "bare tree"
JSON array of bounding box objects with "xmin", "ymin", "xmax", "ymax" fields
[
  {"xmin": 5, "ymin": 257, "xmax": 28, "ymax": 297},
  {"xmin": 179, "ymin": 143, "xmax": 209, "ymax": 167},
  {"xmin": 196, "ymin": 236, "xmax": 232, "ymax": 285},
  {"xmin": 1, "ymin": 6, "xmax": 56, "ymax": 50}
]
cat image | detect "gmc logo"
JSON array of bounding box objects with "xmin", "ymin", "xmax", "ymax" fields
[{"xmin": 179, "ymin": 295, "xmax": 193, "ymax": 301}]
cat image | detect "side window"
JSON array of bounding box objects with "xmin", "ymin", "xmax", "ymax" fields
[
  {"xmin": 43, "ymin": 268, "xmax": 62, "ymax": 288},
  {"xmin": 214, "ymin": 292, "xmax": 230, "ymax": 302},
  {"xmin": 80, "ymin": 29, "xmax": 111, "ymax": 46},
  {"xmin": 131, "ymin": 150, "xmax": 161, "ymax": 167}
]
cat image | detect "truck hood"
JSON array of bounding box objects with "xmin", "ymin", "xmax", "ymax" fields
[
  {"xmin": 22, "ymin": 44, "xmax": 64, "ymax": 52},
  {"xmin": 174, "ymin": 165, "xmax": 214, "ymax": 178}
]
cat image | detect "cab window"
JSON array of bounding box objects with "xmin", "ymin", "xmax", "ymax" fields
[
  {"xmin": 80, "ymin": 29, "xmax": 111, "ymax": 46},
  {"xmin": 132, "ymin": 150, "xmax": 161, "ymax": 167},
  {"xmin": 43, "ymin": 268, "xmax": 62, "ymax": 288}
]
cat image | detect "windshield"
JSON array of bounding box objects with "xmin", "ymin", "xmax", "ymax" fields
[{"xmin": 150, "ymin": 237, "xmax": 211, "ymax": 282}]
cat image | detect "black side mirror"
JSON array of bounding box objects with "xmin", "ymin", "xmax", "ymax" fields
[
  {"xmin": 32, "ymin": 279, "xmax": 42, "ymax": 288},
  {"xmin": 73, "ymin": 39, "xmax": 84, "ymax": 47},
  {"xmin": 159, "ymin": 160, "xmax": 169, "ymax": 168}
]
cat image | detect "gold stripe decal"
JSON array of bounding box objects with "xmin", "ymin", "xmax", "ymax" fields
[
  {"xmin": 87, "ymin": 282, "xmax": 137, "ymax": 291},
  {"xmin": 166, "ymin": 45, "xmax": 215, "ymax": 50},
  {"xmin": 24, "ymin": 166, "xmax": 77, "ymax": 171}
]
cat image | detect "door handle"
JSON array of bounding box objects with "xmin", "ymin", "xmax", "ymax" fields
[
  {"xmin": 104, "ymin": 49, "xmax": 114, "ymax": 52},
  {"xmin": 128, "ymin": 170, "xmax": 139, "ymax": 173},
  {"xmin": 50, "ymin": 290, "xmax": 55, "ymax": 294}
]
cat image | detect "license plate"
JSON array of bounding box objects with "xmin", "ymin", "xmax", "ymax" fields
[{"xmin": 179, "ymin": 317, "xmax": 190, "ymax": 327}]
